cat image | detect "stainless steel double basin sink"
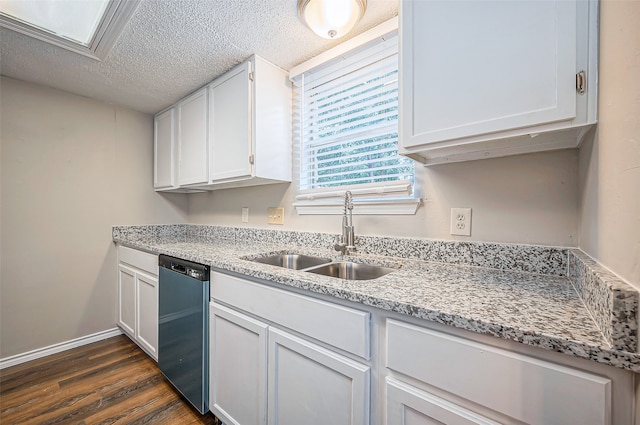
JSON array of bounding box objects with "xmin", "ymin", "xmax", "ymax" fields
[{"xmin": 249, "ymin": 253, "xmax": 398, "ymax": 280}]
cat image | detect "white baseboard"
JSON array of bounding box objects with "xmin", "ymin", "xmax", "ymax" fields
[{"xmin": 0, "ymin": 327, "xmax": 124, "ymax": 370}]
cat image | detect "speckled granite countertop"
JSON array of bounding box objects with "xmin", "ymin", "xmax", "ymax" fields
[{"xmin": 113, "ymin": 225, "xmax": 640, "ymax": 372}]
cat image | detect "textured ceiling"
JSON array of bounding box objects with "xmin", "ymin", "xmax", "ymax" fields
[{"xmin": 0, "ymin": 0, "xmax": 398, "ymax": 114}]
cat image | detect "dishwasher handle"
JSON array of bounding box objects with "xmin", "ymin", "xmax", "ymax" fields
[{"xmin": 170, "ymin": 263, "xmax": 187, "ymax": 274}]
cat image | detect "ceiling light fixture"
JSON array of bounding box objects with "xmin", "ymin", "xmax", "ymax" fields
[{"xmin": 297, "ymin": 0, "xmax": 367, "ymax": 40}]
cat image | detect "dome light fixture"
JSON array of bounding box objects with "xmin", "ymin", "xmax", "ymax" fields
[{"xmin": 297, "ymin": 0, "xmax": 367, "ymax": 40}]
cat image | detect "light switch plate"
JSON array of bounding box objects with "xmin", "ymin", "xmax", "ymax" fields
[
  {"xmin": 267, "ymin": 207, "xmax": 284, "ymax": 225},
  {"xmin": 450, "ymin": 207, "xmax": 472, "ymax": 236}
]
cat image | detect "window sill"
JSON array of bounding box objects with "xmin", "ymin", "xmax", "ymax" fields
[{"xmin": 293, "ymin": 198, "xmax": 421, "ymax": 215}]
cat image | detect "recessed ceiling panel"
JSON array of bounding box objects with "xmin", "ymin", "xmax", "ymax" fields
[
  {"xmin": 0, "ymin": 0, "xmax": 139, "ymax": 60},
  {"xmin": 0, "ymin": 0, "xmax": 109, "ymax": 45}
]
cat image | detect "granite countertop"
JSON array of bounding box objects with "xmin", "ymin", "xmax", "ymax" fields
[{"xmin": 113, "ymin": 225, "xmax": 640, "ymax": 372}]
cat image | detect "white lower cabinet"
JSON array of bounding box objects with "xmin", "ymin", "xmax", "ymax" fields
[
  {"xmin": 386, "ymin": 377, "xmax": 499, "ymax": 425},
  {"xmin": 135, "ymin": 272, "xmax": 158, "ymax": 357},
  {"xmin": 385, "ymin": 319, "xmax": 631, "ymax": 425},
  {"xmin": 117, "ymin": 264, "xmax": 136, "ymax": 336},
  {"xmin": 268, "ymin": 327, "xmax": 370, "ymax": 425},
  {"xmin": 209, "ymin": 271, "xmax": 371, "ymax": 425},
  {"xmin": 117, "ymin": 246, "xmax": 158, "ymax": 360},
  {"xmin": 209, "ymin": 302, "xmax": 268, "ymax": 425},
  {"xmin": 207, "ymin": 272, "xmax": 634, "ymax": 425}
]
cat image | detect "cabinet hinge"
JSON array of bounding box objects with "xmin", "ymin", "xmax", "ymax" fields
[
  {"xmin": 249, "ymin": 154, "xmax": 255, "ymax": 164},
  {"xmin": 576, "ymin": 70, "xmax": 586, "ymax": 95},
  {"xmin": 249, "ymin": 72, "xmax": 254, "ymax": 82}
]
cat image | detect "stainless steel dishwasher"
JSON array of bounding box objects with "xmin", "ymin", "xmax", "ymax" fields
[{"xmin": 158, "ymin": 255, "xmax": 210, "ymax": 414}]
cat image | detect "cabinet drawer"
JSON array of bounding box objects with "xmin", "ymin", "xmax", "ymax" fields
[
  {"xmin": 386, "ymin": 319, "xmax": 611, "ymax": 425},
  {"xmin": 386, "ymin": 377, "xmax": 499, "ymax": 425},
  {"xmin": 212, "ymin": 272, "xmax": 370, "ymax": 359},
  {"xmin": 118, "ymin": 246, "xmax": 158, "ymax": 276}
]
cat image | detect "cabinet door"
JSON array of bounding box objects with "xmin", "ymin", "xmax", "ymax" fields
[
  {"xmin": 386, "ymin": 378, "xmax": 499, "ymax": 425},
  {"xmin": 210, "ymin": 303, "xmax": 267, "ymax": 425},
  {"xmin": 137, "ymin": 272, "xmax": 158, "ymax": 360},
  {"xmin": 177, "ymin": 87, "xmax": 208, "ymax": 185},
  {"xmin": 209, "ymin": 61, "xmax": 252, "ymax": 181},
  {"xmin": 268, "ymin": 328, "xmax": 369, "ymax": 425},
  {"xmin": 117, "ymin": 264, "xmax": 136, "ymax": 337},
  {"xmin": 154, "ymin": 108, "xmax": 175, "ymax": 189},
  {"xmin": 401, "ymin": 0, "xmax": 577, "ymax": 148}
]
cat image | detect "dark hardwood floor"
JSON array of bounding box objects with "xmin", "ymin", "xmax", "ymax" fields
[{"xmin": 0, "ymin": 335, "xmax": 221, "ymax": 424}]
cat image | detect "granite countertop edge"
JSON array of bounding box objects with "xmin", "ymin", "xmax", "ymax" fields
[{"xmin": 114, "ymin": 237, "xmax": 640, "ymax": 373}]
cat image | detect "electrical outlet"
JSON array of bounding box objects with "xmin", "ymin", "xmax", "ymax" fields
[
  {"xmin": 450, "ymin": 207, "xmax": 472, "ymax": 236},
  {"xmin": 267, "ymin": 207, "xmax": 284, "ymax": 225},
  {"xmin": 241, "ymin": 207, "xmax": 249, "ymax": 223}
]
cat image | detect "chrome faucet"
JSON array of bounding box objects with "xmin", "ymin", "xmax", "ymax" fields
[{"xmin": 334, "ymin": 191, "xmax": 356, "ymax": 255}]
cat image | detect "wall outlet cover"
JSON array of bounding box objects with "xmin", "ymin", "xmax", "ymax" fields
[
  {"xmin": 241, "ymin": 207, "xmax": 249, "ymax": 223},
  {"xmin": 450, "ymin": 207, "xmax": 472, "ymax": 236}
]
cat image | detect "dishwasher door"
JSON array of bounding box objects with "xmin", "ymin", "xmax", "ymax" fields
[{"xmin": 158, "ymin": 255, "xmax": 210, "ymax": 414}]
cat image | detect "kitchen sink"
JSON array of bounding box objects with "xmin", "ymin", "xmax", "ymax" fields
[
  {"xmin": 249, "ymin": 253, "xmax": 399, "ymax": 280},
  {"xmin": 250, "ymin": 254, "xmax": 332, "ymax": 270},
  {"xmin": 305, "ymin": 262, "xmax": 396, "ymax": 280}
]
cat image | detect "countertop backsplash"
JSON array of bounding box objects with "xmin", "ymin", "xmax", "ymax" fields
[
  {"xmin": 568, "ymin": 250, "xmax": 638, "ymax": 352},
  {"xmin": 114, "ymin": 224, "xmax": 570, "ymax": 276}
]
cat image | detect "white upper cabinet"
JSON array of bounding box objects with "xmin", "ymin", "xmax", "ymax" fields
[
  {"xmin": 207, "ymin": 55, "xmax": 292, "ymax": 189},
  {"xmin": 177, "ymin": 87, "xmax": 209, "ymax": 186},
  {"xmin": 399, "ymin": 0, "xmax": 598, "ymax": 164},
  {"xmin": 209, "ymin": 61, "xmax": 252, "ymax": 181},
  {"xmin": 154, "ymin": 55, "xmax": 291, "ymax": 192},
  {"xmin": 153, "ymin": 108, "xmax": 175, "ymax": 190}
]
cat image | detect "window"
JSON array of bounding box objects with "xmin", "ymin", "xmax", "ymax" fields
[
  {"xmin": 0, "ymin": 0, "xmax": 140, "ymax": 60},
  {"xmin": 290, "ymin": 18, "xmax": 419, "ymax": 215}
]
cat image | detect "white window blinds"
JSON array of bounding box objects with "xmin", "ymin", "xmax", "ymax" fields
[{"xmin": 291, "ymin": 29, "xmax": 415, "ymax": 199}]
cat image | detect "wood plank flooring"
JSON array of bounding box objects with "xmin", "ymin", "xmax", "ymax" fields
[{"xmin": 0, "ymin": 335, "xmax": 221, "ymax": 425}]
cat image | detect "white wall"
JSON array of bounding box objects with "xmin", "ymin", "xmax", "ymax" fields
[
  {"xmin": 189, "ymin": 148, "xmax": 579, "ymax": 247},
  {"xmin": 578, "ymin": 0, "xmax": 640, "ymax": 289},
  {"xmin": 0, "ymin": 77, "xmax": 189, "ymax": 358}
]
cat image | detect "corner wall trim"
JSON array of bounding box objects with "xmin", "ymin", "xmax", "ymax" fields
[{"xmin": 0, "ymin": 328, "xmax": 124, "ymax": 370}]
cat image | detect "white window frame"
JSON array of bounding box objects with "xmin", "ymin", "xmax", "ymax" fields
[{"xmin": 289, "ymin": 17, "xmax": 420, "ymax": 215}]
